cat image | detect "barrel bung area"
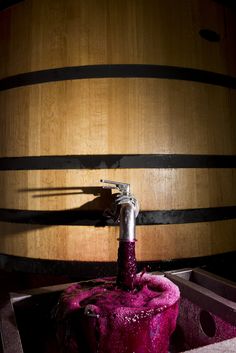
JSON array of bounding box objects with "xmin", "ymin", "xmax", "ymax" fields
[{"xmin": 0, "ymin": 0, "xmax": 236, "ymax": 277}]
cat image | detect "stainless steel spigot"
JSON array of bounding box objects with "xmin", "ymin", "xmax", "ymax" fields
[
  {"xmin": 100, "ymin": 179, "xmax": 139, "ymax": 242},
  {"xmin": 100, "ymin": 179, "xmax": 130, "ymax": 195}
]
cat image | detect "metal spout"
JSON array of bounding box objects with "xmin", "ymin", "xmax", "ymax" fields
[
  {"xmin": 100, "ymin": 179, "xmax": 139, "ymax": 242},
  {"xmin": 119, "ymin": 203, "xmax": 136, "ymax": 242}
]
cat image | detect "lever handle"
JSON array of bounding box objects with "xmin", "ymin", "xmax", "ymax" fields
[{"xmin": 100, "ymin": 179, "xmax": 130, "ymax": 195}]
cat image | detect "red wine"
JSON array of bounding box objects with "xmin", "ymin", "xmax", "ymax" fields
[
  {"xmin": 56, "ymin": 234, "xmax": 179, "ymax": 353},
  {"xmin": 116, "ymin": 241, "xmax": 136, "ymax": 291},
  {"xmin": 56, "ymin": 274, "xmax": 180, "ymax": 353}
]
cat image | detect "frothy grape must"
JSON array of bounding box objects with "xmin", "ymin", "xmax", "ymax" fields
[
  {"xmin": 116, "ymin": 241, "xmax": 137, "ymax": 291},
  {"xmin": 55, "ymin": 240, "xmax": 180, "ymax": 353}
]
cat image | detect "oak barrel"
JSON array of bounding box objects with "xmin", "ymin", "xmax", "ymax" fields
[{"xmin": 0, "ymin": 0, "xmax": 236, "ymax": 264}]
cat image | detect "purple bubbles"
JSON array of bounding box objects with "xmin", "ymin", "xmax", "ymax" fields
[
  {"xmin": 55, "ymin": 274, "xmax": 180, "ymax": 353},
  {"xmin": 117, "ymin": 241, "xmax": 137, "ymax": 291}
]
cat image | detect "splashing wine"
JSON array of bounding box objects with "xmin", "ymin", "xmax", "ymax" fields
[
  {"xmin": 55, "ymin": 240, "xmax": 179, "ymax": 353},
  {"xmin": 55, "ymin": 180, "xmax": 179, "ymax": 352},
  {"xmin": 116, "ymin": 240, "xmax": 136, "ymax": 291}
]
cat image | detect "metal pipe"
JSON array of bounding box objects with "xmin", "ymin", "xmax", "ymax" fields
[
  {"xmin": 100, "ymin": 179, "xmax": 139, "ymax": 242},
  {"xmin": 119, "ymin": 203, "xmax": 136, "ymax": 242}
]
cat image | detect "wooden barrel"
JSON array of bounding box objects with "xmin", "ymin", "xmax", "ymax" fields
[{"xmin": 0, "ymin": 0, "xmax": 236, "ymax": 264}]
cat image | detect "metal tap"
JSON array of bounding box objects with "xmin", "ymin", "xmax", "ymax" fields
[{"xmin": 100, "ymin": 179, "xmax": 139, "ymax": 242}]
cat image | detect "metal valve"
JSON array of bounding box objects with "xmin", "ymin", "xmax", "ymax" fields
[
  {"xmin": 100, "ymin": 179, "xmax": 139, "ymax": 224},
  {"xmin": 100, "ymin": 179, "xmax": 130, "ymax": 195}
]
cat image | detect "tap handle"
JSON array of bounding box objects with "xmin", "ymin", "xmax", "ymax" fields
[{"xmin": 100, "ymin": 179, "xmax": 130, "ymax": 195}]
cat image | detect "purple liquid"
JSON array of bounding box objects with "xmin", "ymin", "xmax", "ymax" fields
[
  {"xmin": 116, "ymin": 241, "xmax": 136, "ymax": 291},
  {"xmin": 56, "ymin": 275, "xmax": 179, "ymax": 353},
  {"xmin": 55, "ymin": 240, "xmax": 179, "ymax": 353}
]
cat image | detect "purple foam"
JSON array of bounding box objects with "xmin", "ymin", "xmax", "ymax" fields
[{"xmin": 56, "ymin": 274, "xmax": 180, "ymax": 353}]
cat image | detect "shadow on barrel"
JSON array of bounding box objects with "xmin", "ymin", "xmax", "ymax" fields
[{"xmin": 0, "ymin": 187, "xmax": 115, "ymax": 235}]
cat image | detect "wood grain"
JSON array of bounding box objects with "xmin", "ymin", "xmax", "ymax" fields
[
  {"xmin": 0, "ymin": 169, "xmax": 236, "ymax": 211},
  {"xmin": 0, "ymin": 79, "xmax": 236, "ymax": 157},
  {"xmin": 0, "ymin": 0, "xmax": 236, "ymax": 262},
  {"xmin": 0, "ymin": 220, "xmax": 235, "ymax": 261},
  {"xmin": 0, "ymin": 0, "xmax": 235, "ymax": 78}
]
